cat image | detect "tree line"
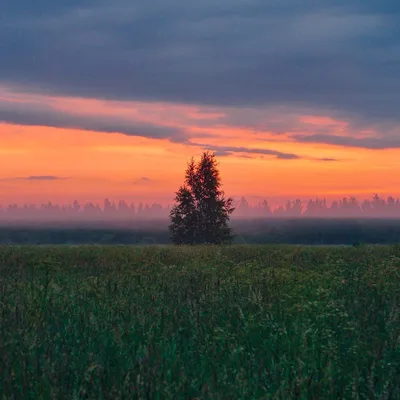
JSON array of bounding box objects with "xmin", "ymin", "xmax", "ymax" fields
[{"xmin": 2, "ymin": 194, "xmax": 398, "ymax": 221}]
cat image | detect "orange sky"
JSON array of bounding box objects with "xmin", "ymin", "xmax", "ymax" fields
[{"xmin": 1, "ymin": 86, "xmax": 400, "ymax": 206}]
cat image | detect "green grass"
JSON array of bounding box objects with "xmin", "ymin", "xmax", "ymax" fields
[{"xmin": 0, "ymin": 245, "xmax": 399, "ymax": 399}]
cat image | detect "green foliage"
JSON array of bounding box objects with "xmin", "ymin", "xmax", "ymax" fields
[
  {"xmin": 0, "ymin": 245, "xmax": 399, "ymax": 398},
  {"xmin": 169, "ymin": 152, "xmax": 235, "ymax": 244}
]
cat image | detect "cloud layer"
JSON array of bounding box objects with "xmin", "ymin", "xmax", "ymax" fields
[
  {"xmin": 0, "ymin": 176, "xmax": 68, "ymax": 181},
  {"xmin": 21, "ymin": 176, "xmax": 67, "ymax": 181},
  {"xmin": 1, "ymin": 86, "xmax": 345, "ymax": 160},
  {"xmin": 2, "ymin": 1, "xmax": 400, "ymax": 154},
  {"xmin": 0, "ymin": 95, "xmax": 186, "ymax": 141},
  {"xmin": 1, "ymin": 0, "xmax": 399, "ymax": 126}
]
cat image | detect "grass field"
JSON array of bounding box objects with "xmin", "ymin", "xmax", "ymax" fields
[{"xmin": 0, "ymin": 245, "xmax": 399, "ymax": 399}]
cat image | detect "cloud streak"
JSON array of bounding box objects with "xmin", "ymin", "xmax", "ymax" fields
[
  {"xmin": 190, "ymin": 143, "xmax": 339, "ymax": 161},
  {"xmin": 0, "ymin": 176, "xmax": 69, "ymax": 181},
  {"xmin": 294, "ymin": 134, "xmax": 400, "ymax": 149},
  {"xmin": 132, "ymin": 177, "xmax": 154, "ymax": 185},
  {"xmin": 189, "ymin": 143, "xmax": 300, "ymax": 159},
  {"xmin": 22, "ymin": 176, "xmax": 67, "ymax": 181},
  {"xmin": 0, "ymin": 97, "xmax": 186, "ymax": 141}
]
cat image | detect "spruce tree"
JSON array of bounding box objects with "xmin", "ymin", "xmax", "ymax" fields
[{"xmin": 169, "ymin": 152, "xmax": 235, "ymax": 245}]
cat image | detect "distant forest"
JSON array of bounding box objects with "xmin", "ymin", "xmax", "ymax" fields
[{"xmin": 2, "ymin": 194, "xmax": 400, "ymax": 223}]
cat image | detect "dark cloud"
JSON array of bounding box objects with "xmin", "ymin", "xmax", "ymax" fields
[
  {"xmin": 190, "ymin": 143, "xmax": 301, "ymax": 160},
  {"xmin": 191, "ymin": 143, "xmax": 340, "ymax": 161},
  {"xmin": 294, "ymin": 134, "xmax": 400, "ymax": 149},
  {"xmin": 206, "ymin": 106, "xmax": 400, "ymax": 150},
  {"xmin": 213, "ymin": 150, "xmax": 232, "ymax": 157},
  {"xmin": 317, "ymin": 157, "xmax": 339, "ymax": 162},
  {"xmin": 275, "ymin": 153, "xmax": 300, "ymax": 160},
  {"xmin": 1, "ymin": 0, "xmax": 399, "ymax": 130},
  {"xmin": 13, "ymin": 176, "xmax": 67, "ymax": 181},
  {"xmin": 0, "ymin": 99, "xmax": 186, "ymax": 141},
  {"xmin": 132, "ymin": 177, "xmax": 153, "ymax": 185}
]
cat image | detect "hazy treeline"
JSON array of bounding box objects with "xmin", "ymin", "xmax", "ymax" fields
[
  {"xmin": 235, "ymin": 194, "xmax": 400, "ymax": 218},
  {"xmin": 2, "ymin": 194, "xmax": 400, "ymax": 223},
  {"xmin": 1, "ymin": 199, "xmax": 167, "ymax": 222}
]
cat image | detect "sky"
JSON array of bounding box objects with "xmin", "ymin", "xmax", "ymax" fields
[{"xmin": 1, "ymin": 0, "xmax": 400, "ymax": 205}]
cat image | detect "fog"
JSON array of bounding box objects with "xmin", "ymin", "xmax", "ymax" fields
[{"xmin": 2, "ymin": 195, "xmax": 400, "ymax": 228}]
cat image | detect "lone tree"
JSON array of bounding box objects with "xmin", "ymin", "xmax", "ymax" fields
[{"xmin": 169, "ymin": 151, "xmax": 235, "ymax": 245}]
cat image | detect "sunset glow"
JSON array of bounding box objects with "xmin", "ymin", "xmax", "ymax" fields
[
  {"xmin": 1, "ymin": 84, "xmax": 400, "ymax": 206},
  {"xmin": 2, "ymin": 0, "xmax": 400, "ymax": 208}
]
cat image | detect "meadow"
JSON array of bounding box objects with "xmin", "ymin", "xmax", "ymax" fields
[{"xmin": 0, "ymin": 245, "xmax": 399, "ymax": 399}]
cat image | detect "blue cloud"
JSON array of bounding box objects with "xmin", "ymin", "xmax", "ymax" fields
[
  {"xmin": 1, "ymin": 0, "xmax": 400, "ymax": 148},
  {"xmin": 19, "ymin": 176, "xmax": 67, "ymax": 180},
  {"xmin": 0, "ymin": 98, "xmax": 186, "ymax": 141},
  {"xmin": 190, "ymin": 143, "xmax": 338, "ymax": 161},
  {"xmin": 1, "ymin": 2, "xmax": 399, "ymax": 112}
]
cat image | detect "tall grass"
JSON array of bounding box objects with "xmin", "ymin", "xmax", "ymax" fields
[{"xmin": 0, "ymin": 245, "xmax": 399, "ymax": 399}]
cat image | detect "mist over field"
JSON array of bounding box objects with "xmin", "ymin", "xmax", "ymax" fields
[{"xmin": 1, "ymin": 218, "xmax": 400, "ymax": 246}]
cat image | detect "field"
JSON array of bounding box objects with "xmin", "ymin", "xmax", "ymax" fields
[{"xmin": 0, "ymin": 245, "xmax": 399, "ymax": 399}]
